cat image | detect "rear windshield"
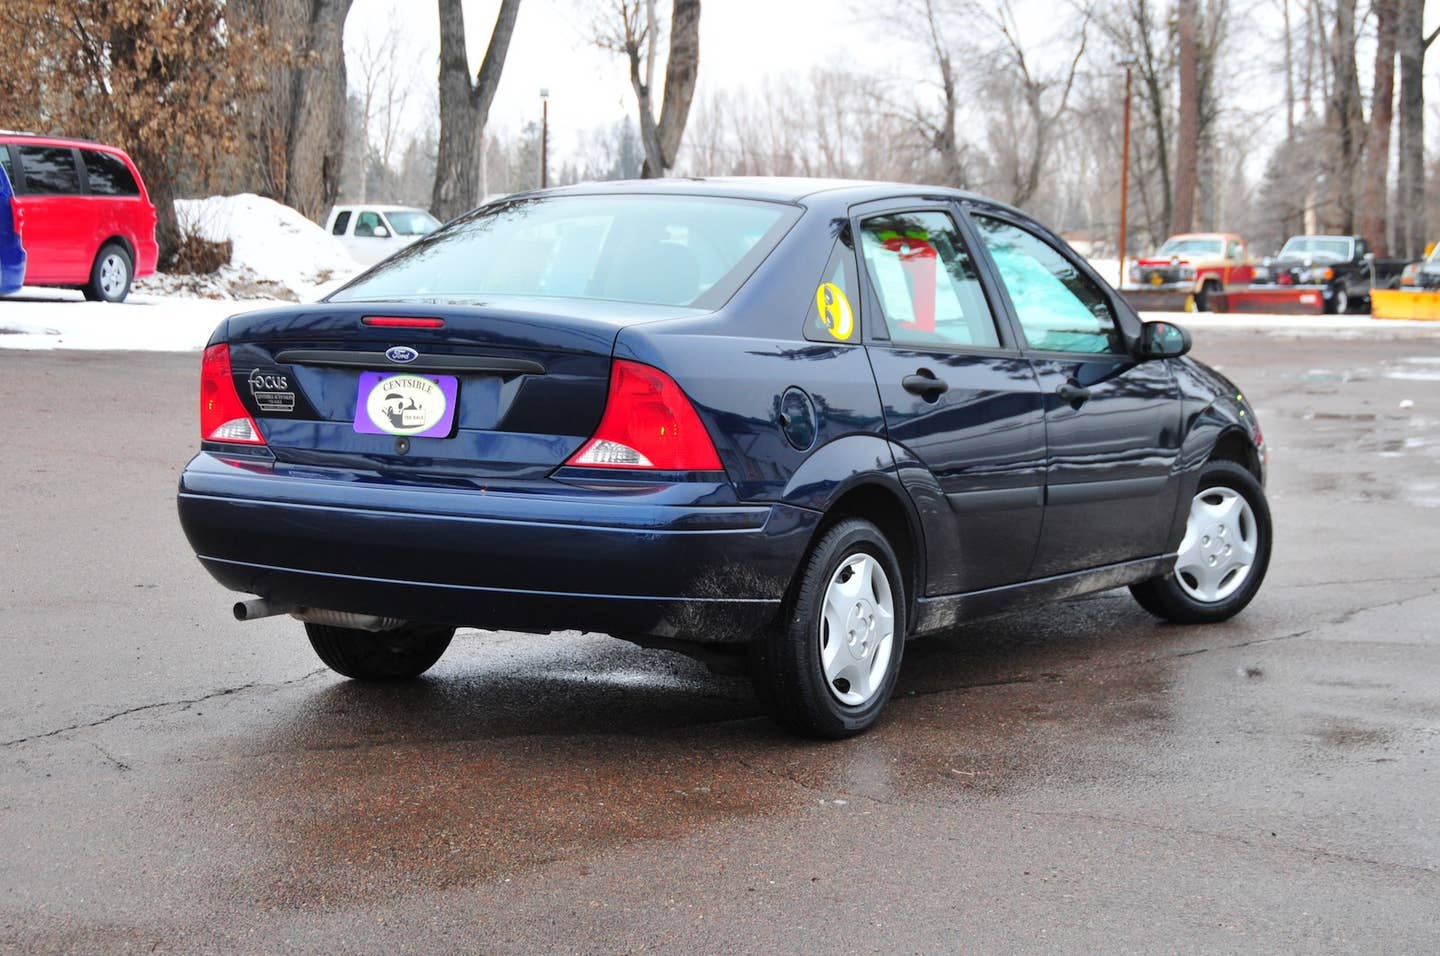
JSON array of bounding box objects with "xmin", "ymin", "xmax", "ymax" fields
[
  {"xmin": 330, "ymin": 194, "xmax": 799, "ymax": 309},
  {"xmin": 384, "ymin": 209, "xmax": 441, "ymax": 236}
]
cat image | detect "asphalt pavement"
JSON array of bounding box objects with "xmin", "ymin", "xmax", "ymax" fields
[{"xmin": 2, "ymin": 327, "xmax": 1438, "ymax": 953}]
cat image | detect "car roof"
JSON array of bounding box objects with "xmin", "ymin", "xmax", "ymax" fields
[
  {"xmin": 0, "ymin": 131, "xmax": 130, "ymax": 154},
  {"xmin": 542, "ymin": 176, "xmax": 1024, "ymax": 215},
  {"xmin": 332, "ymin": 204, "xmax": 433, "ymax": 213}
]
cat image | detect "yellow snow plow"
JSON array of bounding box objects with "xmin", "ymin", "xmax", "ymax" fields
[{"xmin": 1370, "ymin": 289, "xmax": 1440, "ymax": 321}]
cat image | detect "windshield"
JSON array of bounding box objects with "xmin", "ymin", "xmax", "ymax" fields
[
  {"xmin": 1279, "ymin": 237, "xmax": 1352, "ymax": 261},
  {"xmin": 1157, "ymin": 237, "xmax": 1223, "ymax": 257},
  {"xmin": 383, "ymin": 209, "xmax": 441, "ymax": 237},
  {"xmin": 332, "ymin": 194, "xmax": 798, "ymax": 308}
]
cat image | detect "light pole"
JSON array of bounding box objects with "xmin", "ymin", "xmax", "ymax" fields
[
  {"xmin": 1119, "ymin": 65, "xmax": 1132, "ymax": 289},
  {"xmin": 540, "ymin": 88, "xmax": 550, "ymax": 190}
]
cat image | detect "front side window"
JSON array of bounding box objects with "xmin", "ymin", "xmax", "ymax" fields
[
  {"xmin": 353, "ymin": 211, "xmax": 384, "ymax": 237},
  {"xmin": 1227, "ymin": 240, "xmax": 1244, "ymax": 260},
  {"xmin": 972, "ymin": 214, "xmax": 1124, "ymax": 355},
  {"xmin": 81, "ymin": 150, "xmax": 139, "ymax": 196},
  {"xmin": 331, "ymin": 210, "xmax": 352, "ymax": 236},
  {"xmin": 17, "ymin": 146, "xmax": 81, "ymax": 195},
  {"xmin": 858, "ymin": 210, "xmax": 1000, "ymax": 349},
  {"xmin": 331, "ymin": 194, "xmax": 798, "ymax": 309}
]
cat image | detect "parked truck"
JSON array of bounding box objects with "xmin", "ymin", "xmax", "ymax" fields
[
  {"xmin": 1251, "ymin": 235, "xmax": 1409, "ymax": 313},
  {"xmin": 1123, "ymin": 232, "xmax": 1253, "ymax": 312}
]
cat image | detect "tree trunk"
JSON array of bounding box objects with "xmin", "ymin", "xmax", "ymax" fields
[
  {"xmin": 1360, "ymin": 0, "xmax": 1397, "ymax": 254},
  {"xmin": 285, "ymin": 0, "xmax": 353, "ymax": 222},
  {"xmin": 1396, "ymin": 0, "xmax": 1430, "ymax": 258},
  {"xmin": 432, "ymin": 0, "xmax": 522, "ymax": 220},
  {"xmin": 1326, "ymin": 0, "xmax": 1364, "ymax": 233},
  {"xmin": 647, "ymin": 0, "xmax": 701, "ymax": 175},
  {"xmin": 1171, "ymin": 0, "xmax": 1198, "ymax": 235}
]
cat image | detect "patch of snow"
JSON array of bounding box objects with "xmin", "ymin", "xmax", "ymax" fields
[
  {"xmin": 0, "ymin": 287, "xmax": 261, "ymax": 351},
  {"xmin": 153, "ymin": 193, "xmax": 358, "ymax": 301}
]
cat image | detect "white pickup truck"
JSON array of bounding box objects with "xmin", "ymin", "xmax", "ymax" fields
[{"xmin": 324, "ymin": 204, "xmax": 441, "ymax": 267}]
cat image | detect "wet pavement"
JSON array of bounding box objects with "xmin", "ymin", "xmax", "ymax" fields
[{"xmin": 2, "ymin": 328, "xmax": 1439, "ymax": 953}]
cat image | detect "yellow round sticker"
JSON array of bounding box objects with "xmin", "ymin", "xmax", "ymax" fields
[{"xmin": 815, "ymin": 282, "xmax": 854, "ymax": 341}]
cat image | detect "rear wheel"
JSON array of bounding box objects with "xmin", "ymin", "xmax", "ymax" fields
[
  {"xmin": 306, "ymin": 622, "xmax": 454, "ymax": 680},
  {"xmin": 1327, "ymin": 284, "xmax": 1349, "ymax": 315},
  {"xmin": 749, "ymin": 518, "xmax": 906, "ymax": 738},
  {"xmin": 83, "ymin": 243, "xmax": 133, "ymax": 303},
  {"xmin": 1131, "ymin": 460, "xmax": 1271, "ymax": 624}
]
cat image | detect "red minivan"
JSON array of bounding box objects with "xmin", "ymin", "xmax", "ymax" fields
[{"xmin": 0, "ymin": 134, "xmax": 159, "ymax": 302}]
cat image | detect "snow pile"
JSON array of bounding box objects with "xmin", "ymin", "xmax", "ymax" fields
[
  {"xmin": 135, "ymin": 194, "xmax": 357, "ymax": 302},
  {"xmin": 0, "ymin": 288, "xmax": 262, "ymax": 350}
]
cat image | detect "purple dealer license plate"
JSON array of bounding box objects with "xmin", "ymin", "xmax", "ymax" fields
[{"xmin": 352, "ymin": 371, "xmax": 459, "ymax": 438}]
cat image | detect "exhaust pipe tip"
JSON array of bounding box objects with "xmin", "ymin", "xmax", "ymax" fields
[{"xmin": 233, "ymin": 597, "xmax": 293, "ymax": 622}]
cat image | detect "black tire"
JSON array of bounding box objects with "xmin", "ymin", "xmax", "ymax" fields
[
  {"xmin": 1131, "ymin": 460, "xmax": 1272, "ymax": 624},
  {"xmin": 1323, "ymin": 283, "xmax": 1346, "ymax": 315},
  {"xmin": 82, "ymin": 243, "xmax": 133, "ymax": 303},
  {"xmin": 749, "ymin": 518, "xmax": 907, "ymax": 738},
  {"xmin": 1194, "ymin": 280, "xmax": 1219, "ymax": 312},
  {"xmin": 305, "ymin": 622, "xmax": 454, "ymax": 680}
]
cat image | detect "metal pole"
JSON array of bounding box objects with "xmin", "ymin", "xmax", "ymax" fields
[
  {"xmin": 541, "ymin": 96, "xmax": 549, "ymax": 190},
  {"xmin": 1119, "ymin": 66, "xmax": 1132, "ymax": 288}
]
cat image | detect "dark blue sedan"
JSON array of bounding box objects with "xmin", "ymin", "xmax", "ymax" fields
[{"xmin": 178, "ymin": 179, "xmax": 1272, "ymax": 737}]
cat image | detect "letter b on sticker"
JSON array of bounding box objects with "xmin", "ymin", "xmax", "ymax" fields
[{"xmin": 816, "ymin": 282, "xmax": 854, "ymax": 341}]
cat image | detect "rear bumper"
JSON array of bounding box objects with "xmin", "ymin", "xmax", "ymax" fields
[{"xmin": 177, "ymin": 453, "xmax": 819, "ymax": 643}]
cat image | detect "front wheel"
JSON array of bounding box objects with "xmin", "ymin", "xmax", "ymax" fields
[
  {"xmin": 306, "ymin": 622, "xmax": 455, "ymax": 680},
  {"xmin": 1131, "ymin": 460, "xmax": 1272, "ymax": 624},
  {"xmin": 749, "ymin": 518, "xmax": 906, "ymax": 738},
  {"xmin": 83, "ymin": 243, "xmax": 133, "ymax": 303}
]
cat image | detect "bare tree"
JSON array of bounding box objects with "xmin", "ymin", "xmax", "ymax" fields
[
  {"xmin": 595, "ymin": 0, "xmax": 702, "ymax": 178},
  {"xmin": 1396, "ymin": 0, "xmax": 1436, "ymax": 258},
  {"xmin": 1171, "ymin": 0, "xmax": 1200, "ymax": 233},
  {"xmin": 432, "ymin": 0, "xmax": 522, "ymax": 220},
  {"xmin": 351, "ymin": 21, "xmax": 414, "ymax": 202},
  {"xmin": 1359, "ymin": 0, "xmax": 1398, "ymax": 254},
  {"xmin": 285, "ymin": 0, "xmax": 355, "ymax": 221}
]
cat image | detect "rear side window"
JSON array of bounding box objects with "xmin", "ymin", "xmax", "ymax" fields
[
  {"xmin": 331, "ymin": 195, "xmax": 799, "ymax": 309},
  {"xmin": 331, "ymin": 210, "xmax": 352, "ymax": 236},
  {"xmin": 859, "ymin": 211, "xmax": 1000, "ymax": 349},
  {"xmin": 804, "ymin": 239, "xmax": 860, "ymax": 344},
  {"xmin": 0, "ymin": 147, "xmax": 13, "ymax": 187},
  {"xmin": 971, "ymin": 214, "xmax": 1124, "ymax": 355},
  {"xmin": 17, "ymin": 146, "xmax": 81, "ymax": 195},
  {"xmin": 354, "ymin": 211, "xmax": 383, "ymax": 237},
  {"xmin": 82, "ymin": 150, "xmax": 139, "ymax": 196}
]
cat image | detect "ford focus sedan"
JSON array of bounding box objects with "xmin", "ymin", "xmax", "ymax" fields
[{"xmin": 177, "ymin": 179, "xmax": 1272, "ymax": 737}]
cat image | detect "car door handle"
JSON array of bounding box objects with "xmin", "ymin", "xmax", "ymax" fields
[
  {"xmin": 1056, "ymin": 382, "xmax": 1092, "ymax": 406},
  {"xmin": 902, "ymin": 371, "xmax": 949, "ymax": 401}
]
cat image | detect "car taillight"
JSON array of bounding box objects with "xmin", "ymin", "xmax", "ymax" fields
[
  {"xmin": 10, "ymin": 198, "xmax": 22, "ymax": 240},
  {"xmin": 567, "ymin": 359, "xmax": 722, "ymax": 470},
  {"xmin": 200, "ymin": 343, "xmax": 264, "ymax": 444}
]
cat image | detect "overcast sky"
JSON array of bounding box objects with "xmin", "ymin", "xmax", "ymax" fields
[
  {"xmin": 345, "ymin": 0, "xmax": 1440, "ymax": 170},
  {"xmin": 345, "ymin": 0, "xmax": 909, "ymax": 157}
]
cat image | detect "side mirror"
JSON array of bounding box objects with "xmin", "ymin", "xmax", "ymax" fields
[
  {"xmin": 371, "ymin": 225, "xmax": 390, "ymax": 239},
  {"xmin": 1136, "ymin": 320, "xmax": 1192, "ymax": 360}
]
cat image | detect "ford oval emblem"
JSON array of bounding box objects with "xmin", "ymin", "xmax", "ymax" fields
[{"xmin": 386, "ymin": 346, "xmax": 419, "ymax": 364}]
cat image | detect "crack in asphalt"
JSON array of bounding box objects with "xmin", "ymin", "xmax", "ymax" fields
[
  {"xmin": 1025, "ymin": 807, "xmax": 1440, "ymax": 878},
  {"xmin": 0, "ymin": 668, "xmax": 329, "ymax": 749}
]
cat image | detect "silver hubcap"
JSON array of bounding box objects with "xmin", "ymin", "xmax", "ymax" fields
[
  {"xmin": 99, "ymin": 254, "xmax": 127, "ymax": 297},
  {"xmin": 819, "ymin": 552, "xmax": 895, "ymax": 707},
  {"xmin": 1174, "ymin": 486, "xmax": 1258, "ymax": 603}
]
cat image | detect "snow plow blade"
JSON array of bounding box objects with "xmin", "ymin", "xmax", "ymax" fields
[
  {"xmin": 1209, "ymin": 287, "xmax": 1328, "ymax": 315},
  {"xmin": 1370, "ymin": 289, "xmax": 1440, "ymax": 321},
  {"xmin": 1120, "ymin": 288, "xmax": 1195, "ymax": 312}
]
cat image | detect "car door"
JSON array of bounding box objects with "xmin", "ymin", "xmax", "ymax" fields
[
  {"xmin": 11, "ymin": 144, "xmax": 94, "ymax": 283},
  {"xmin": 855, "ymin": 202, "xmax": 1047, "ymax": 593},
  {"xmin": 349, "ymin": 209, "xmax": 390, "ymax": 265},
  {"xmin": 966, "ymin": 207, "xmax": 1182, "ymax": 577}
]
